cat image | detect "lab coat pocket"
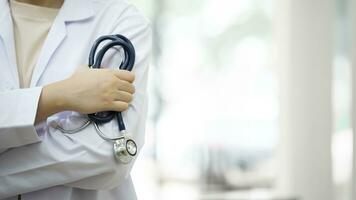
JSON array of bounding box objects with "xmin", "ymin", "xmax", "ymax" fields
[{"xmin": 48, "ymin": 111, "xmax": 109, "ymax": 147}]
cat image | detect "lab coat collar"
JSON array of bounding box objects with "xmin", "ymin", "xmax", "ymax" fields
[{"xmin": 29, "ymin": 0, "xmax": 95, "ymax": 87}]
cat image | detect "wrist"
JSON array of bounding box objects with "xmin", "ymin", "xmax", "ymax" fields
[
  {"xmin": 35, "ymin": 79, "xmax": 74, "ymax": 124},
  {"xmin": 43, "ymin": 79, "xmax": 70, "ymax": 112}
]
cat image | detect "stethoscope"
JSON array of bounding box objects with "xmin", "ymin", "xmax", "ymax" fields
[{"xmin": 54, "ymin": 34, "xmax": 137, "ymax": 164}]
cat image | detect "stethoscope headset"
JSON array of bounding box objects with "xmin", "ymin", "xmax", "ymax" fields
[{"xmin": 55, "ymin": 34, "xmax": 137, "ymax": 164}]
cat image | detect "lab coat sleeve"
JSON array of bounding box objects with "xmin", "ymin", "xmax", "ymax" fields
[
  {"xmin": 0, "ymin": 6, "xmax": 151, "ymax": 198},
  {"xmin": 0, "ymin": 87, "xmax": 43, "ymax": 149}
]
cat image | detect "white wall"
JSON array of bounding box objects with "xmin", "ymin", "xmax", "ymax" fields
[
  {"xmin": 351, "ymin": 0, "xmax": 356, "ymax": 198},
  {"xmin": 275, "ymin": 0, "xmax": 334, "ymax": 199}
]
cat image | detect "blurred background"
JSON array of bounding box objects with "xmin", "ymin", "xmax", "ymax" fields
[{"xmin": 128, "ymin": 0, "xmax": 356, "ymax": 199}]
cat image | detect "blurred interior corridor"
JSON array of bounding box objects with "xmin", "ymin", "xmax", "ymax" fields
[{"xmin": 129, "ymin": 0, "xmax": 356, "ymax": 199}]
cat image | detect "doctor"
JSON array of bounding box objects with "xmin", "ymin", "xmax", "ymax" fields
[{"xmin": 0, "ymin": 0, "xmax": 151, "ymax": 199}]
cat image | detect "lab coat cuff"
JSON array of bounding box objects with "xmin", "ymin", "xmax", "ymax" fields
[{"xmin": 0, "ymin": 86, "xmax": 43, "ymax": 148}]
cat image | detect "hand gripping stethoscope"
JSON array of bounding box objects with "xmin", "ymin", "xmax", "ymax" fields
[{"xmin": 54, "ymin": 34, "xmax": 137, "ymax": 164}]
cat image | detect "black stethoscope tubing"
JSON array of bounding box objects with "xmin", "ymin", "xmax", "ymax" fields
[{"xmin": 87, "ymin": 34, "xmax": 135, "ymax": 132}]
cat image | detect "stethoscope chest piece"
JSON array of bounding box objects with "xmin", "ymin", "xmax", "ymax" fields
[{"xmin": 113, "ymin": 135, "xmax": 137, "ymax": 164}]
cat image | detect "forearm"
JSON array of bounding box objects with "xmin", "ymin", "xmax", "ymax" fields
[
  {"xmin": 35, "ymin": 80, "xmax": 68, "ymax": 124},
  {"xmin": 34, "ymin": 67, "xmax": 135, "ymax": 124}
]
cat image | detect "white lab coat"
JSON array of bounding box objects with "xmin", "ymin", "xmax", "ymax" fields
[{"xmin": 0, "ymin": 0, "xmax": 151, "ymax": 199}]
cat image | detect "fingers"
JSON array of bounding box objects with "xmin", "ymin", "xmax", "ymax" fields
[
  {"xmin": 109, "ymin": 69, "xmax": 135, "ymax": 93},
  {"xmin": 106, "ymin": 91, "xmax": 132, "ymax": 112},
  {"xmin": 111, "ymin": 101, "xmax": 129, "ymax": 112},
  {"xmin": 118, "ymin": 80, "xmax": 135, "ymax": 94},
  {"xmin": 102, "ymin": 89, "xmax": 133, "ymax": 112},
  {"xmin": 113, "ymin": 90, "xmax": 133, "ymax": 103},
  {"xmin": 112, "ymin": 69, "xmax": 135, "ymax": 83}
]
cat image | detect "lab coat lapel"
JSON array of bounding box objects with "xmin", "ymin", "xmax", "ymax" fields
[
  {"xmin": 29, "ymin": 17, "xmax": 67, "ymax": 87},
  {"xmin": 30, "ymin": 0, "xmax": 94, "ymax": 87},
  {"xmin": 0, "ymin": 0, "xmax": 19, "ymax": 88}
]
